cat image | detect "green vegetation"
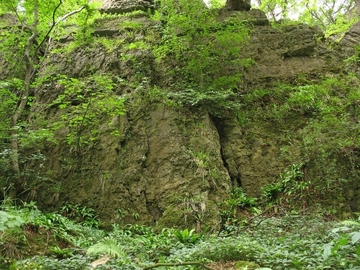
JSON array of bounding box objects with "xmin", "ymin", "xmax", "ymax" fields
[
  {"xmin": 1, "ymin": 0, "xmax": 360, "ymax": 269},
  {"xmin": 240, "ymin": 73, "xmax": 360, "ymax": 213},
  {"xmin": 50, "ymin": 74, "xmax": 125, "ymax": 151},
  {"xmin": 0, "ymin": 200, "xmax": 359, "ymax": 269},
  {"xmin": 219, "ymin": 188, "xmax": 259, "ymax": 233},
  {"xmin": 0, "ymin": 0, "xmax": 101, "ymax": 195},
  {"xmin": 151, "ymin": 0, "xmax": 251, "ymax": 117},
  {"xmin": 254, "ymin": 0, "xmax": 359, "ymax": 37}
]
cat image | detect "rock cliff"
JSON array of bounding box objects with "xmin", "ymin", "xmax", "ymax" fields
[{"xmin": 1, "ymin": 0, "xmax": 359, "ymax": 228}]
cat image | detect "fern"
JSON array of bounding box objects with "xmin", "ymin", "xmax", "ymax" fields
[
  {"xmin": 340, "ymin": 220, "xmax": 360, "ymax": 227},
  {"xmin": 86, "ymin": 238, "xmax": 126, "ymax": 258}
]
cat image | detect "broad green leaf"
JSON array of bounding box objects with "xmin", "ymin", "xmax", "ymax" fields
[
  {"xmin": 323, "ymin": 243, "xmax": 332, "ymax": 259},
  {"xmin": 350, "ymin": 232, "xmax": 360, "ymax": 244}
]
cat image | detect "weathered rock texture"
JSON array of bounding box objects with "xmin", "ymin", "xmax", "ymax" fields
[
  {"xmin": 226, "ymin": 0, "xmax": 251, "ymax": 11},
  {"xmin": 99, "ymin": 0, "xmax": 154, "ymax": 13},
  {"xmin": 2, "ymin": 1, "xmax": 360, "ymax": 228}
]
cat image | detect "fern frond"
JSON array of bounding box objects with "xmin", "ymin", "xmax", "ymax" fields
[{"xmin": 87, "ymin": 238, "xmax": 125, "ymax": 258}]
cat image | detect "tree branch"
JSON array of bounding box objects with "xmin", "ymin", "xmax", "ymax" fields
[
  {"xmin": 46, "ymin": 5, "xmax": 87, "ymax": 46},
  {"xmin": 35, "ymin": 2, "xmax": 87, "ymax": 54},
  {"xmin": 142, "ymin": 261, "xmax": 215, "ymax": 270},
  {"xmin": 57, "ymin": 6, "xmax": 86, "ymax": 24},
  {"xmin": 34, "ymin": 0, "xmax": 63, "ymax": 55},
  {"xmin": 305, "ymin": 3, "xmax": 326, "ymax": 29}
]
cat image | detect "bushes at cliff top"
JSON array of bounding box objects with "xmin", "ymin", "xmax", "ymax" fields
[{"xmin": 152, "ymin": 0, "xmax": 251, "ymax": 117}]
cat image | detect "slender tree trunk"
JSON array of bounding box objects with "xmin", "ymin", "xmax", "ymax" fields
[
  {"xmin": 10, "ymin": 0, "xmax": 39, "ymax": 194},
  {"xmin": 8, "ymin": 0, "xmax": 82, "ymax": 195}
]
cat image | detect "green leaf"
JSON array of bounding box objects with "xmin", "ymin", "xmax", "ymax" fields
[
  {"xmin": 350, "ymin": 232, "xmax": 360, "ymax": 245},
  {"xmin": 0, "ymin": 210, "xmax": 25, "ymax": 231},
  {"xmin": 323, "ymin": 243, "xmax": 333, "ymax": 259}
]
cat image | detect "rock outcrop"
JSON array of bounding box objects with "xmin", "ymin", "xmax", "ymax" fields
[
  {"xmin": 2, "ymin": 0, "xmax": 360, "ymax": 228},
  {"xmin": 225, "ymin": 0, "xmax": 251, "ymax": 11},
  {"xmin": 99, "ymin": 0, "xmax": 154, "ymax": 13}
]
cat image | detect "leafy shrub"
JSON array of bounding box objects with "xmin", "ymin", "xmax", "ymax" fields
[
  {"xmin": 50, "ymin": 74, "xmax": 126, "ymax": 150},
  {"xmin": 60, "ymin": 203, "xmax": 100, "ymax": 228},
  {"xmin": 152, "ymin": 0, "xmax": 250, "ymax": 117},
  {"xmin": 167, "ymin": 87, "xmax": 241, "ymax": 117},
  {"xmin": 173, "ymin": 228, "xmax": 201, "ymax": 245},
  {"xmin": 323, "ymin": 219, "xmax": 360, "ymax": 267},
  {"xmin": 262, "ymin": 163, "xmax": 309, "ymax": 204},
  {"xmin": 0, "ymin": 211, "xmax": 25, "ymax": 232},
  {"xmin": 219, "ymin": 188, "xmax": 258, "ymax": 233}
]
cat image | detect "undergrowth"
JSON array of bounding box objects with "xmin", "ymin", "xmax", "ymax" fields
[{"xmin": 1, "ymin": 199, "xmax": 359, "ymax": 270}]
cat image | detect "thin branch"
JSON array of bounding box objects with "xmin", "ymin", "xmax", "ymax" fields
[
  {"xmin": 305, "ymin": 3, "xmax": 326, "ymax": 29},
  {"xmin": 9, "ymin": 1, "xmax": 27, "ymax": 31},
  {"xmin": 34, "ymin": 3, "xmax": 86, "ymax": 77},
  {"xmin": 24, "ymin": 0, "xmax": 39, "ymax": 66},
  {"xmin": 36, "ymin": 2, "xmax": 87, "ymax": 55},
  {"xmin": 141, "ymin": 261, "xmax": 215, "ymax": 270},
  {"xmin": 34, "ymin": 0, "xmax": 63, "ymax": 55},
  {"xmin": 57, "ymin": 6, "xmax": 86, "ymax": 23},
  {"xmin": 47, "ymin": 5, "xmax": 87, "ymax": 46},
  {"xmin": 318, "ymin": 7, "xmax": 335, "ymax": 24}
]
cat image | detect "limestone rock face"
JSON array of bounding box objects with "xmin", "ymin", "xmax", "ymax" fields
[
  {"xmin": 225, "ymin": 0, "xmax": 251, "ymax": 11},
  {"xmin": 2, "ymin": 6, "xmax": 360, "ymax": 228},
  {"xmin": 341, "ymin": 20, "xmax": 360, "ymax": 49},
  {"xmin": 99, "ymin": 0, "xmax": 154, "ymax": 13}
]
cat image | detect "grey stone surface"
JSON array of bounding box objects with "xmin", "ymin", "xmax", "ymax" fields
[{"xmin": 99, "ymin": 0, "xmax": 154, "ymax": 13}]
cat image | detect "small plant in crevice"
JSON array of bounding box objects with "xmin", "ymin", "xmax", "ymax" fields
[
  {"xmin": 188, "ymin": 150, "xmax": 210, "ymax": 180},
  {"xmin": 60, "ymin": 203, "xmax": 99, "ymax": 228},
  {"xmin": 262, "ymin": 163, "xmax": 314, "ymax": 211},
  {"xmin": 219, "ymin": 188, "xmax": 258, "ymax": 233},
  {"xmin": 174, "ymin": 194, "xmax": 208, "ymax": 232}
]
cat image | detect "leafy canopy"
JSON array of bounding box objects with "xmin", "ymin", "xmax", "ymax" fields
[{"xmin": 254, "ymin": 0, "xmax": 359, "ymax": 36}]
